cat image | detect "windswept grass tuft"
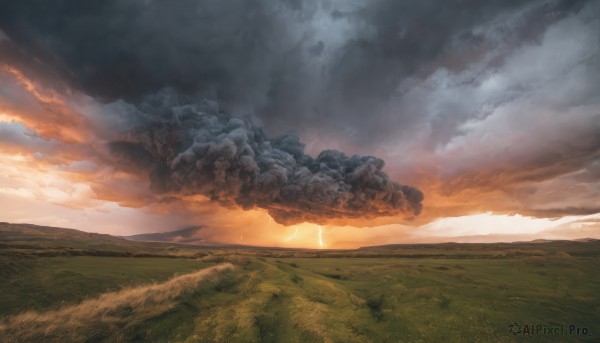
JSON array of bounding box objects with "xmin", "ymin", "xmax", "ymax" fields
[{"xmin": 0, "ymin": 263, "xmax": 234, "ymax": 342}]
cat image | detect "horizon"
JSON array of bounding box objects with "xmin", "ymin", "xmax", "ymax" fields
[{"xmin": 4, "ymin": 215, "xmax": 600, "ymax": 250}]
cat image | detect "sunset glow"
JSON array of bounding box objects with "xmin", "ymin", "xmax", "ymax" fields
[
  {"xmin": 0, "ymin": 1, "xmax": 599, "ymax": 247},
  {"xmin": 2, "ymin": 3, "xmax": 599, "ymax": 342}
]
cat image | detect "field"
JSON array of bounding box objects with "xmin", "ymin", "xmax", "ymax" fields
[{"xmin": 1, "ymin": 223, "xmax": 599, "ymax": 342}]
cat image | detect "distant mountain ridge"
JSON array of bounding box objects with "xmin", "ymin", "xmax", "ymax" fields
[
  {"xmin": 125, "ymin": 226, "xmax": 207, "ymax": 245},
  {"xmin": 358, "ymin": 238, "xmax": 600, "ymax": 250}
]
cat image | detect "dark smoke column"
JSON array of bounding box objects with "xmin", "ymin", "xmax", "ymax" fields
[{"xmin": 111, "ymin": 90, "xmax": 423, "ymax": 225}]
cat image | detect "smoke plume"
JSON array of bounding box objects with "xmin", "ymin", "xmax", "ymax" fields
[{"xmin": 110, "ymin": 90, "xmax": 423, "ymax": 225}]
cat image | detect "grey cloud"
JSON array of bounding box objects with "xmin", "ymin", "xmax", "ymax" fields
[
  {"xmin": 109, "ymin": 89, "xmax": 423, "ymax": 225},
  {"xmin": 0, "ymin": 29, "xmax": 8, "ymax": 42},
  {"xmin": 0, "ymin": 0, "xmax": 586, "ymax": 145},
  {"xmin": 0, "ymin": 121, "xmax": 52, "ymax": 151}
]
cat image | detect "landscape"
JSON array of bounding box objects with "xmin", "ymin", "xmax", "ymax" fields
[
  {"xmin": 1, "ymin": 1, "xmax": 599, "ymax": 342},
  {"xmin": 1, "ymin": 222, "xmax": 598, "ymax": 342}
]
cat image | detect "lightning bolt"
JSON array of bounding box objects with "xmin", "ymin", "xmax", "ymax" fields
[{"xmin": 318, "ymin": 226, "xmax": 324, "ymax": 247}]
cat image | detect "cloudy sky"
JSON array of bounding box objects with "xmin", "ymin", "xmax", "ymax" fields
[{"xmin": 0, "ymin": 0, "xmax": 599, "ymax": 248}]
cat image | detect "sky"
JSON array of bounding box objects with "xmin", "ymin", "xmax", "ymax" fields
[{"xmin": 0, "ymin": 0, "xmax": 599, "ymax": 248}]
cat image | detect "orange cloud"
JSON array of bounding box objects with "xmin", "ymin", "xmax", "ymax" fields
[{"xmin": 0, "ymin": 65, "xmax": 92, "ymax": 144}]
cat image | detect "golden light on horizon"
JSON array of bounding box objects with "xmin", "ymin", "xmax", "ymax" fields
[
  {"xmin": 278, "ymin": 222, "xmax": 327, "ymax": 249},
  {"xmin": 421, "ymin": 212, "xmax": 582, "ymax": 237}
]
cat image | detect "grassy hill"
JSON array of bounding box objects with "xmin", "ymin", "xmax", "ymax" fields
[
  {"xmin": 0, "ymin": 222, "xmax": 213, "ymax": 258},
  {"xmin": 0, "ymin": 222, "xmax": 598, "ymax": 342}
]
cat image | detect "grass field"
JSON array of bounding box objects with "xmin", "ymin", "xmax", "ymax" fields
[
  {"xmin": 1, "ymin": 223, "xmax": 598, "ymax": 342},
  {"xmin": 0, "ymin": 256, "xmax": 212, "ymax": 316}
]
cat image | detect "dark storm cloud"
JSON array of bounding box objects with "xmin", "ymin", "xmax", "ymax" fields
[
  {"xmin": 1, "ymin": 0, "xmax": 598, "ymax": 224},
  {"xmin": 109, "ymin": 89, "xmax": 423, "ymax": 224},
  {"xmin": 0, "ymin": 0, "xmax": 313, "ymax": 102},
  {"xmin": 0, "ymin": 0, "xmax": 588, "ymax": 142}
]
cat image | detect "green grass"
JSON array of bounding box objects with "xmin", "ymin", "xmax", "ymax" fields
[
  {"xmin": 277, "ymin": 257, "xmax": 599, "ymax": 342},
  {"xmin": 0, "ymin": 256, "xmax": 210, "ymax": 316},
  {"xmin": 5, "ymin": 255, "xmax": 597, "ymax": 342},
  {"xmin": 0, "ymin": 223, "xmax": 598, "ymax": 342}
]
